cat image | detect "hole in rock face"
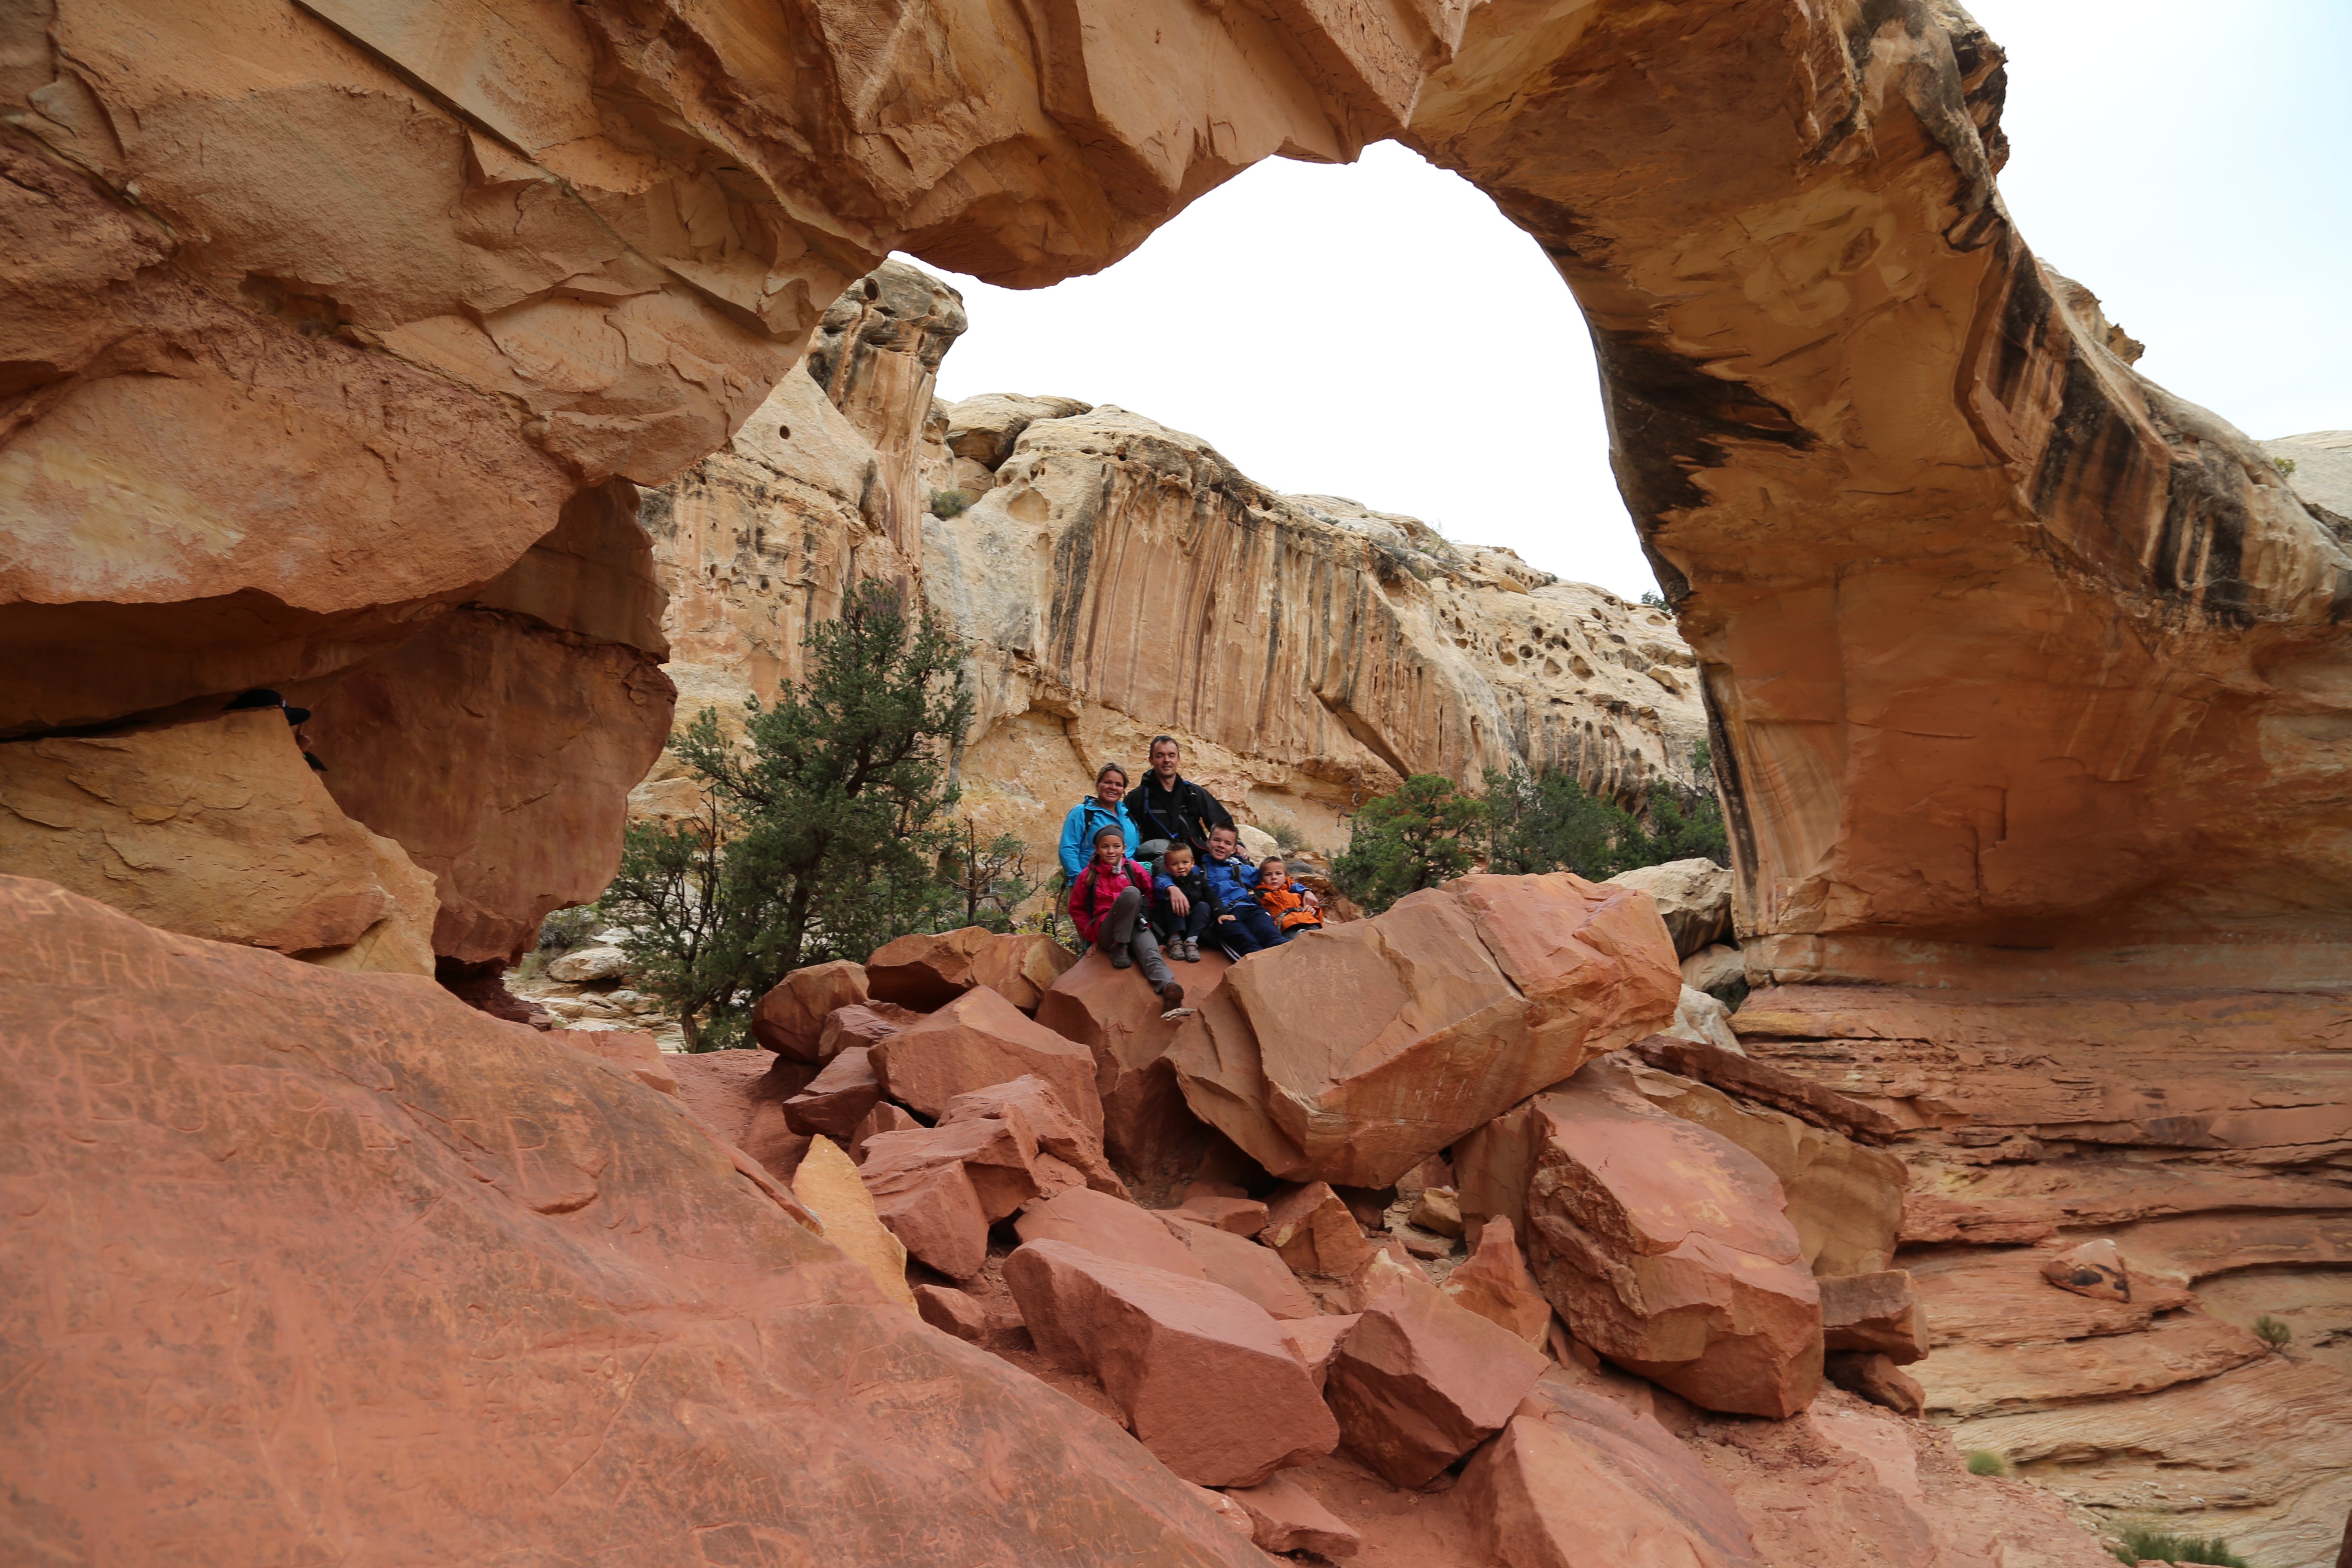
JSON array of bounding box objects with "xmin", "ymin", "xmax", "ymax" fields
[
  {"xmin": 778, "ymin": 425, "xmax": 790, "ymax": 441},
  {"xmin": 862, "ymin": 277, "xmax": 880, "ymax": 301}
]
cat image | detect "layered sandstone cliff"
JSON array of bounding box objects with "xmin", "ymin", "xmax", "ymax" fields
[{"xmin": 638, "ymin": 260, "xmax": 1708, "ymax": 858}]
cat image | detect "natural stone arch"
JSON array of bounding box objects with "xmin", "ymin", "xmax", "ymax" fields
[{"xmin": 3, "ymin": 0, "xmax": 2343, "ymax": 984}]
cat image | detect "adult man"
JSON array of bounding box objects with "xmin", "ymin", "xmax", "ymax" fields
[{"xmin": 1124, "ymin": 736, "xmax": 1233, "ymax": 856}]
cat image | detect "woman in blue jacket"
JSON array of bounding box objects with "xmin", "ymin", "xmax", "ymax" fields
[{"xmin": 1058, "ymin": 763, "xmax": 1140, "ymax": 881}]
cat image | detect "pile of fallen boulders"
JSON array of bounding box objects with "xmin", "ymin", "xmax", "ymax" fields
[{"xmin": 578, "ymin": 869, "xmax": 1988, "ymax": 1564}]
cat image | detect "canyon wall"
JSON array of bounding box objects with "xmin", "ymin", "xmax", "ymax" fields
[{"xmin": 639, "ymin": 262, "xmax": 1708, "ymax": 858}]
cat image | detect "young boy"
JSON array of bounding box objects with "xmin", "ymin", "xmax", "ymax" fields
[
  {"xmin": 1151, "ymin": 842, "xmax": 1219, "ymax": 961},
  {"xmin": 1198, "ymin": 824, "xmax": 1285, "ymax": 956},
  {"xmin": 1253, "ymin": 856, "xmax": 1323, "ymax": 937}
]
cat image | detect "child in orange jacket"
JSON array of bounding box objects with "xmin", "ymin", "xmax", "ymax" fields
[{"xmin": 1253, "ymin": 856, "xmax": 1323, "ymax": 936}]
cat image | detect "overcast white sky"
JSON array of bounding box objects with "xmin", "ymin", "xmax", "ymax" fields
[{"xmin": 916, "ymin": 0, "xmax": 2349, "ymax": 599}]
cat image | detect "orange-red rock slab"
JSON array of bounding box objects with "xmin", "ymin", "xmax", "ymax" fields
[
  {"xmin": 1324, "ymin": 1271, "xmax": 1548, "ymax": 1488},
  {"xmin": 1016, "ymin": 1188, "xmax": 1207, "ymax": 1279},
  {"xmin": 1161, "ymin": 1211, "xmax": 1319, "ymax": 1320},
  {"xmin": 0, "ymin": 875, "xmax": 1269, "ymax": 1566},
  {"xmin": 874, "ymin": 984, "xmax": 1105, "ymax": 1135},
  {"xmin": 867, "ymin": 926, "xmax": 1078, "ymax": 1012},
  {"xmin": 1004, "ymin": 1239, "xmax": 1340, "ymax": 1488},
  {"xmin": 1041, "ymin": 945, "xmax": 1237, "ymax": 1183},
  {"xmin": 751, "ymin": 959, "xmax": 870, "ymax": 1059}
]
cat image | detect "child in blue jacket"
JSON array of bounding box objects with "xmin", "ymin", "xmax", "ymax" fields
[{"xmin": 1198, "ymin": 825, "xmax": 1285, "ymax": 956}]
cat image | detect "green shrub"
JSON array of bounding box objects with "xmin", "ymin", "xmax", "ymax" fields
[
  {"xmin": 928, "ymin": 488, "xmax": 971, "ymax": 518},
  {"xmin": 1965, "ymin": 1449, "xmax": 2010, "ymax": 1477},
  {"xmin": 2252, "ymin": 1314, "xmax": 2293, "ymax": 1350},
  {"xmin": 2110, "ymin": 1525, "xmax": 2249, "ymax": 1566},
  {"xmin": 1332, "ymin": 775, "xmax": 1487, "ymax": 914},
  {"xmin": 1638, "ymin": 589, "xmax": 1668, "ymax": 608},
  {"xmin": 535, "ymin": 905, "xmax": 600, "ymax": 953},
  {"xmin": 2272, "ymin": 456, "xmax": 2298, "ymax": 478},
  {"xmin": 1265, "ymin": 818, "xmax": 1304, "ymax": 853}
]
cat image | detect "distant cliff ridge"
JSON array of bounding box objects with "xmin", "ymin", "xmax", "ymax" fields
[{"xmin": 636, "ymin": 260, "xmax": 1707, "ymax": 858}]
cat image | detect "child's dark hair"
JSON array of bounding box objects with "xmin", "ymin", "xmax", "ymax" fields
[
  {"xmin": 1259, "ymin": 856, "xmax": 1286, "ymax": 872},
  {"xmin": 1092, "ymin": 826, "xmax": 1125, "ymax": 847},
  {"xmin": 1164, "ymin": 842, "xmax": 1194, "ymax": 862}
]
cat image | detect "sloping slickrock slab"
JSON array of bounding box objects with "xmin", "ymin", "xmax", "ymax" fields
[
  {"xmin": 1462, "ymin": 1063, "xmax": 1822, "ymax": 1418},
  {"xmin": 752, "ymin": 959, "xmax": 870, "ymax": 1060},
  {"xmin": 1324, "ymin": 1271, "xmax": 1548, "ymax": 1488},
  {"xmin": 1041, "ymin": 946, "xmax": 1237, "ymax": 1183},
  {"xmin": 1908, "ymin": 1248, "xmax": 2198, "ymax": 1349},
  {"xmin": 1004, "ymin": 1240, "xmax": 1339, "ymax": 1487},
  {"xmin": 1174, "ymin": 874, "xmax": 1678, "ymax": 1187},
  {"xmin": 1918, "ymin": 1313, "xmax": 2271, "ymax": 1418},
  {"xmin": 1948, "ymin": 1354, "xmax": 2352, "ymax": 1568},
  {"xmin": 873, "ymin": 985, "xmax": 1104, "ymax": 1135},
  {"xmin": 0, "ymin": 875, "xmax": 1268, "ymax": 1567},
  {"xmin": 941, "ymin": 1075, "xmax": 1129, "ymax": 1199},
  {"xmin": 1016, "ymin": 1189, "xmax": 1207, "ymax": 1279},
  {"xmin": 564, "ymin": 1028, "xmax": 679, "ymax": 1094},
  {"xmin": 1161, "ymin": 1213, "xmax": 1319, "ymax": 1320},
  {"xmin": 666, "ymin": 1049, "xmax": 812, "ymax": 1184},
  {"xmin": 1460, "ymin": 1372, "xmax": 1759, "ymax": 1568},
  {"xmin": 857, "ymin": 1117, "xmax": 1043, "ymax": 1278},
  {"xmin": 867, "ymin": 927, "xmax": 1079, "ymax": 1012},
  {"xmin": 1626, "ymin": 1032, "xmax": 1903, "ymax": 1145}
]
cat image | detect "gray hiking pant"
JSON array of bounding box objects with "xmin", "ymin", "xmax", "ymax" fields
[{"xmin": 1095, "ymin": 886, "xmax": 1175, "ymax": 987}]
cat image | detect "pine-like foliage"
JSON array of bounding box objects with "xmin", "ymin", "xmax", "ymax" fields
[{"xmin": 604, "ymin": 581, "xmax": 972, "ymax": 1049}]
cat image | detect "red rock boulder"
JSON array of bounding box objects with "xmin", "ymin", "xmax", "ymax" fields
[
  {"xmin": 858, "ymin": 1115, "xmax": 1044, "ymax": 1278},
  {"xmin": 867, "ymin": 926, "xmax": 1079, "ymax": 1012},
  {"xmin": 1160, "ymin": 1213, "xmax": 1319, "ymax": 1320},
  {"xmin": 1169, "ymin": 874, "xmax": 1680, "ymax": 1186},
  {"xmin": 1004, "ymin": 1239, "xmax": 1339, "ymax": 1487},
  {"xmin": 1460, "ymin": 1063, "xmax": 1823, "ymax": 1419},
  {"xmin": 1039, "ymin": 946, "xmax": 1237, "ymax": 1183},
  {"xmin": 1016, "ymin": 1189, "xmax": 1207, "ymax": 1279},
  {"xmin": 1820, "ymin": 1270, "xmax": 1929, "ymax": 1363},
  {"xmin": 1460, "ymin": 1372, "xmax": 1761, "ymax": 1568},
  {"xmin": 0, "ymin": 876, "xmax": 1270, "ymax": 1566},
  {"xmin": 940, "ymin": 1075, "xmax": 1128, "ymax": 1199},
  {"xmin": 782, "ymin": 1046, "xmax": 884, "ymax": 1139},
  {"xmin": 1260, "ymin": 1181, "xmax": 1377, "ymax": 1277},
  {"xmin": 752, "ymin": 959, "xmax": 870, "ymax": 1060},
  {"xmin": 1323, "ymin": 1269, "xmax": 1549, "ymax": 1488},
  {"xmin": 818, "ymin": 1000, "xmax": 925, "ymax": 1059},
  {"xmin": 1223, "ymin": 1474, "xmax": 1362, "ymax": 1559},
  {"xmin": 873, "ymin": 986, "xmax": 1104, "ymax": 1136},
  {"xmin": 1439, "ymin": 1215, "xmax": 1552, "ymax": 1348},
  {"xmin": 2040, "ymin": 1237, "xmax": 2132, "ymax": 1302}
]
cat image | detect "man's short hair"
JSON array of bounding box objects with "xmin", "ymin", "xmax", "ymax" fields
[{"xmin": 1149, "ymin": 735, "xmax": 1179, "ymax": 754}]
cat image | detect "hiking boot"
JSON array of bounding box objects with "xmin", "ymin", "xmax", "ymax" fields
[
  {"xmin": 1158, "ymin": 981, "xmax": 1185, "ymax": 1013},
  {"xmin": 1109, "ymin": 946, "xmax": 1131, "ymax": 970}
]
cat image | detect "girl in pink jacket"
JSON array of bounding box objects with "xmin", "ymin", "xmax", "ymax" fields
[{"xmin": 1068, "ymin": 827, "xmax": 1185, "ymax": 1014}]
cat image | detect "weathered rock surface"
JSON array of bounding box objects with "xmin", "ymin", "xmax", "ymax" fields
[
  {"xmin": 1819, "ymin": 1271, "xmax": 1929, "ymax": 1363},
  {"xmin": 1041, "ymin": 946, "xmax": 1241, "ymax": 1187},
  {"xmin": 1170, "ymin": 873, "xmax": 1680, "ymax": 1185},
  {"xmin": 753, "ymin": 960, "xmax": 872, "ymax": 1060},
  {"xmin": 873, "ymin": 986, "xmax": 1104, "ymax": 1136},
  {"xmin": 1440, "ymin": 1215, "xmax": 1552, "ymax": 1348},
  {"xmin": 857, "ymin": 1115, "xmax": 1043, "ymax": 1278},
  {"xmin": 1160, "ymin": 1212, "xmax": 1320, "ymax": 1321},
  {"xmin": 940, "ymin": 1075, "xmax": 1129, "ymax": 1200},
  {"xmin": 1004, "ymin": 1239, "xmax": 1339, "ymax": 1488},
  {"xmin": 1324, "ymin": 1269, "xmax": 1549, "ymax": 1488},
  {"xmin": 0, "ymin": 876, "xmax": 1269, "ymax": 1566},
  {"xmin": 0, "ymin": 707, "xmax": 435, "ymax": 971},
  {"xmin": 1460, "ymin": 1373, "xmax": 1760, "ymax": 1568},
  {"xmin": 1016, "ymin": 1189, "xmax": 1207, "ymax": 1281},
  {"xmin": 1607, "ymin": 859, "xmax": 1735, "ymax": 959},
  {"xmin": 1823, "ymin": 1351, "xmax": 1926, "ymax": 1418},
  {"xmin": 1224, "ymin": 1473, "xmax": 1363, "ymax": 1559},
  {"xmin": 867, "ymin": 927, "xmax": 1078, "ymax": 1013},
  {"xmin": 792, "ymin": 1133, "xmax": 916, "ymax": 1313},
  {"xmin": 2041, "ymin": 1238, "xmax": 2132, "ymax": 1302},
  {"xmin": 1459, "ymin": 1063, "xmax": 1822, "ymax": 1418},
  {"xmin": 1261, "ymin": 1182, "xmax": 1379, "ymax": 1278},
  {"xmin": 782, "ymin": 1047, "xmax": 885, "ymax": 1141},
  {"xmin": 564, "ymin": 1027, "xmax": 679, "ymax": 1095},
  {"xmin": 664, "ymin": 1049, "xmax": 811, "ymax": 1186},
  {"xmin": 1415, "ymin": 0, "xmax": 2352, "ymax": 991}
]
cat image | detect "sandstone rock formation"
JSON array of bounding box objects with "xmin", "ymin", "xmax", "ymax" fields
[
  {"xmin": 0, "ymin": 876, "xmax": 1266, "ymax": 1566},
  {"xmin": 1409, "ymin": 0, "xmax": 2352, "ymax": 992},
  {"xmin": 1170, "ymin": 872, "xmax": 1680, "ymax": 1185}
]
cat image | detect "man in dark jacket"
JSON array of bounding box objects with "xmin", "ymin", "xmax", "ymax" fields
[{"xmin": 1124, "ymin": 736, "xmax": 1234, "ymax": 856}]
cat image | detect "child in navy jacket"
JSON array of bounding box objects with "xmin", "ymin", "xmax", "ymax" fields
[{"xmin": 1150, "ymin": 842, "xmax": 1219, "ymax": 962}]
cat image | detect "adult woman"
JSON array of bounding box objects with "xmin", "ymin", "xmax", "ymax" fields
[{"xmin": 1057, "ymin": 763, "xmax": 1140, "ymax": 881}]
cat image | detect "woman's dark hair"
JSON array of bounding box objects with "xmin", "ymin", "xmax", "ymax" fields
[
  {"xmin": 1095, "ymin": 763, "xmax": 1128, "ymax": 788},
  {"xmin": 1092, "ymin": 825, "xmax": 1126, "ymax": 846}
]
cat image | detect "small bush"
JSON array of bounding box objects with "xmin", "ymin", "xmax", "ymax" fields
[
  {"xmin": 2272, "ymin": 456, "xmax": 2298, "ymax": 478},
  {"xmin": 2110, "ymin": 1525, "xmax": 2249, "ymax": 1567},
  {"xmin": 1266, "ymin": 818, "xmax": 1304, "ymax": 853},
  {"xmin": 2252, "ymin": 1314, "xmax": 2293, "ymax": 1350},
  {"xmin": 536, "ymin": 905, "xmax": 600, "ymax": 953},
  {"xmin": 1965, "ymin": 1449, "xmax": 2010, "ymax": 1478},
  {"xmin": 1638, "ymin": 589, "xmax": 1668, "ymax": 608},
  {"xmin": 928, "ymin": 488, "xmax": 971, "ymax": 518}
]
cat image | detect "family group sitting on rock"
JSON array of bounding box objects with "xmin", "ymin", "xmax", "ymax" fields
[{"xmin": 1055, "ymin": 736, "xmax": 1323, "ymax": 1017}]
